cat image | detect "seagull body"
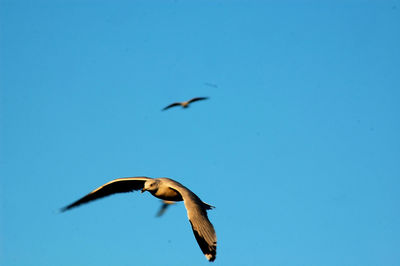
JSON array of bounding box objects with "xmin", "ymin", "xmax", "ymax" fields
[
  {"xmin": 162, "ymin": 97, "xmax": 209, "ymax": 111},
  {"xmin": 62, "ymin": 177, "xmax": 217, "ymax": 262}
]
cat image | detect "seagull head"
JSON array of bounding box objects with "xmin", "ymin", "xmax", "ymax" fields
[{"xmin": 141, "ymin": 179, "xmax": 160, "ymax": 193}]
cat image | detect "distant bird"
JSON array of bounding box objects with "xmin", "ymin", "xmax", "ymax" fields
[
  {"xmin": 204, "ymin": 82, "xmax": 218, "ymax": 88},
  {"xmin": 156, "ymin": 200, "xmax": 175, "ymax": 217},
  {"xmin": 61, "ymin": 177, "xmax": 217, "ymax": 262},
  {"xmin": 162, "ymin": 97, "xmax": 209, "ymax": 111}
]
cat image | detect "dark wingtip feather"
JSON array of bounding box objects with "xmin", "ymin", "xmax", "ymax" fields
[
  {"xmin": 189, "ymin": 220, "xmax": 217, "ymax": 262},
  {"xmin": 162, "ymin": 102, "xmax": 180, "ymax": 111},
  {"xmin": 60, "ymin": 202, "xmax": 79, "ymax": 212},
  {"xmin": 207, "ymin": 254, "xmax": 216, "ymax": 262},
  {"xmin": 60, "ymin": 206, "xmax": 70, "ymax": 213}
]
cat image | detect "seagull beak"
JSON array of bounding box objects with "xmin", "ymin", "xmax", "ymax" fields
[{"xmin": 141, "ymin": 188, "xmax": 146, "ymax": 193}]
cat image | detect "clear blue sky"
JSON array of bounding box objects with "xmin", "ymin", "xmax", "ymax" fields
[{"xmin": 1, "ymin": 1, "xmax": 399, "ymax": 265}]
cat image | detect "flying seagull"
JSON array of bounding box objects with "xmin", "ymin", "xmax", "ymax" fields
[
  {"xmin": 61, "ymin": 177, "xmax": 217, "ymax": 262},
  {"xmin": 162, "ymin": 97, "xmax": 209, "ymax": 111},
  {"xmin": 204, "ymin": 82, "xmax": 218, "ymax": 88}
]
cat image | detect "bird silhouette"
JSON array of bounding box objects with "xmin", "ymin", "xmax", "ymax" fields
[{"xmin": 162, "ymin": 97, "xmax": 209, "ymax": 111}]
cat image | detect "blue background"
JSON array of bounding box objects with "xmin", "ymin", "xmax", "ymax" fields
[{"xmin": 1, "ymin": 1, "xmax": 399, "ymax": 265}]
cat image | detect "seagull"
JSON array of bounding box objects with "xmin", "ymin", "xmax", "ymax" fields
[
  {"xmin": 61, "ymin": 177, "xmax": 217, "ymax": 262},
  {"xmin": 204, "ymin": 82, "xmax": 218, "ymax": 88},
  {"xmin": 162, "ymin": 97, "xmax": 209, "ymax": 111}
]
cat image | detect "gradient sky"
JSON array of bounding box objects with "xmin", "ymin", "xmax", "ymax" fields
[{"xmin": 1, "ymin": 1, "xmax": 400, "ymax": 265}]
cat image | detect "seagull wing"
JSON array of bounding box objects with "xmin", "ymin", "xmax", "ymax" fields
[
  {"xmin": 187, "ymin": 97, "xmax": 209, "ymax": 104},
  {"xmin": 162, "ymin": 102, "xmax": 181, "ymax": 111},
  {"xmin": 61, "ymin": 177, "xmax": 152, "ymax": 212},
  {"xmin": 163, "ymin": 179, "xmax": 217, "ymax": 262}
]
